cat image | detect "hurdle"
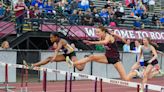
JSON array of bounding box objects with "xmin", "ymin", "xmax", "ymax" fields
[{"xmin": 0, "ymin": 61, "xmax": 164, "ymax": 92}]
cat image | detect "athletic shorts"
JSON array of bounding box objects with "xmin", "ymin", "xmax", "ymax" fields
[
  {"xmin": 144, "ymin": 59, "xmax": 158, "ymax": 66},
  {"xmin": 106, "ymin": 57, "xmax": 120, "ymax": 64},
  {"xmin": 63, "ymin": 51, "xmax": 76, "ymax": 59}
]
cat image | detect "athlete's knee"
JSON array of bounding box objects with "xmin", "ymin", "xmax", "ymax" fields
[
  {"xmin": 47, "ymin": 57, "xmax": 52, "ymax": 60},
  {"xmin": 88, "ymin": 55, "xmax": 96, "ymax": 61}
]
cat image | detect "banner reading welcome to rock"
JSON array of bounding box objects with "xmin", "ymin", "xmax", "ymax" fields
[{"xmin": 42, "ymin": 25, "xmax": 164, "ymax": 43}]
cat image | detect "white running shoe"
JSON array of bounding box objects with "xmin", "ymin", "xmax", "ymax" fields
[
  {"xmin": 23, "ymin": 60, "xmax": 28, "ymax": 66},
  {"xmin": 23, "ymin": 60, "xmax": 34, "ymax": 69},
  {"xmin": 66, "ymin": 56, "xmax": 73, "ymax": 68},
  {"xmin": 135, "ymin": 70, "xmax": 143, "ymax": 78}
]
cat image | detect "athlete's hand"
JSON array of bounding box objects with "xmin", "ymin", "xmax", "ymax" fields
[{"xmin": 83, "ymin": 40, "xmax": 93, "ymax": 45}]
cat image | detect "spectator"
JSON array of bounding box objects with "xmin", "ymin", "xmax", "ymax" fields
[
  {"xmin": 37, "ymin": 0, "xmax": 44, "ymax": 17},
  {"xmin": 92, "ymin": 8, "xmax": 101, "ymax": 25},
  {"xmin": 133, "ymin": 18, "xmax": 142, "ymax": 30},
  {"xmin": 159, "ymin": 15, "xmax": 164, "ymax": 28},
  {"xmin": 148, "ymin": 0, "xmax": 155, "ymax": 12},
  {"xmin": 130, "ymin": 40, "xmax": 142, "ymax": 62},
  {"xmin": 83, "ymin": 9, "xmax": 93, "ymax": 25},
  {"xmin": 0, "ymin": 40, "xmax": 11, "ymax": 50},
  {"xmin": 89, "ymin": 1, "xmax": 96, "ymax": 12},
  {"xmin": 14, "ymin": 0, "xmax": 28, "ymax": 36},
  {"xmin": 4, "ymin": 6, "xmax": 11, "ymax": 21},
  {"xmin": 130, "ymin": 40, "xmax": 142, "ymax": 53},
  {"xmin": 29, "ymin": 6, "xmax": 36, "ymax": 18},
  {"xmin": 79, "ymin": 0, "xmax": 89, "ymax": 11},
  {"xmin": 152, "ymin": 13, "xmax": 160, "ymax": 28},
  {"xmin": 0, "ymin": 3, "xmax": 5, "ymax": 20},
  {"xmin": 45, "ymin": 1, "xmax": 54, "ymax": 18},
  {"xmin": 123, "ymin": 39, "xmax": 131, "ymax": 52},
  {"xmin": 77, "ymin": 9, "xmax": 84, "ymax": 25},
  {"xmin": 114, "ymin": 3, "xmax": 125, "ymax": 24},
  {"xmin": 104, "ymin": 0, "xmax": 111, "ymax": 8},
  {"xmin": 71, "ymin": 43, "xmax": 78, "ymax": 51},
  {"xmin": 70, "ymin": 0, "xmax": 78, "ymax": 12},
  {"xmin": 141, "ymin": 11, "xmax": 149, "ymax": 25},
  {"xmin": 125, "ymin": 0, "xmax": 135, "ymax": 8},
  {"xmin": 31, "ymin": 0, "xmax": 38, "ymax": 6},
  {"xmin": 99, "ymin": 8, "xmax": 109, "ymax": 26},
  {"xmin": 34, "ymin": 3, "xmax": 40, "ymax": 18},
  {"xmin": 69, "ymin": 10, "xmax": 78, "ymax": 24}
]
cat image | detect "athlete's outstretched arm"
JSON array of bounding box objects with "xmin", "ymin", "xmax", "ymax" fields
[
  {"xmin": 84, "ymin": 34, "xmax": 112, "ymax": 45},
  {"xmin": 110, "ymin": 32, "xmax": 127, "ymax": 44}
]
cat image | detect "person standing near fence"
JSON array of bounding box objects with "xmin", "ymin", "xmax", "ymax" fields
[{"xmin": 14, "ymin": 0, "xmax": 28, "ymax": 37}]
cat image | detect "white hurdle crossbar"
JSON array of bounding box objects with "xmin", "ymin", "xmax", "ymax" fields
[{"xmin": 0, "ymin": 61, "xmax": 164, "ymax": 92}]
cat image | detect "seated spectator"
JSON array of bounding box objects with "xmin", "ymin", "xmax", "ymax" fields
[
  {"xmin": 104, "ymin": 0, "xmax": 111, "ymax": 8},
  {"xmin": 70, "ymin": 0, "xmax": 78, "ymax": 12},
  {"xmin": 123, "ymin": 39, "xmax": 131, "ymax": 52},
  {"xmin": 159, "ymin": 16, "xmax": 164, "ymax": 27},
  {"xmin": 0, "ymin": 40, "xmax": 11, "ymax": 50},
  {"xmin": 152, "ymin": 13, "xmax": 160, "ymax": 28},
  {"xmin": 38, "ymin": 0, "xmax": 44, "ymax": 14},
  {"xmin": 114, "ymin": 3, "xmax": 125, "ymax": 24},
  {"xmin": 118, "ymin": 3, "xmax": 125, "ymax": 17},
  {"xmin": 83, "ymin": 9, "xmax": 93, "ymax": 25},
  {"xmin": 136, "ymin": 7, "xmax": 144, "ymax": 17},
  {"xmin": 31, "ymin": 0, "xmax": 38, "ymax": 6},
  {"xmin": 77, "ymin": 9, "xmax": 84, "ymax": 25},
  {"xmin": 92, "ymin": 8, "xmax": 101, "ymax": 25},
  {"xmin": 141, "ymin": 12, "xmax": 149, "ymax": 25},
  {"xmin": 78, "ymin": 0, "xmax": 89, "ymax": 11},
  {"xmin": 133, "ymin": 18, "xmax": 142, "ymax": 30},
  {"xmin": 69, "ymin": 10, "xmax": 78, "ymax": 24},
  {"xmin": 148, "ymin": 0, "xmax": 155, "ymax": 12},
  {"xmin": 107, "ymin": 6, "xmax": 115, "ymax": 21},
  {"xmin": 99, "ymin": 8, "xmax": 109, "ymax": 26},
  {"xmin": 89, "ymin": 1, "xmax": 96, "ymax": 12},
  {"xmin": 125, "ymin": 0, "xmax": 135, "ymax": 8},
  {"xmin": 0, "ymin": 3, "xmax": 5, "ymax": 20},
  {"xmin": 45, "ymin": 1, "xmax": 54, "ymax": 18}
]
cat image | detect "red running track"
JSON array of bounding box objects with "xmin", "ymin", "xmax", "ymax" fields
[{"xmin": 0, "ymin": 77, "xmax": 164, "ymax": 92}]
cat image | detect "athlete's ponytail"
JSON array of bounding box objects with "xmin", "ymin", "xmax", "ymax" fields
[
  {"xmin": 51, "ymin": 32, "xmax": 66, "ymax": 39},
  {"xmin": 98, "ymin": 26, "xmax": 108, "ymax": 33}
]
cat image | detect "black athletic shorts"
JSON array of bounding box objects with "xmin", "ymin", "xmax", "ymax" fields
[
  {"xmin": 63, "ymin": 51, "xmax": 76, "ymax": 59},
  {"xmin": 144, "ymin": 59, "xmax": 158, "ymax": 66},
  {"xmin": 107, "ymin": 57, "xmax": 121, "ymax": 64}
]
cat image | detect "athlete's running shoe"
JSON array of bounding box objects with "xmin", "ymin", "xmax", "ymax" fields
[
  {"xmin": 23, "ymin": 60, "xmax": 34, "ymax": 69},
  {"xmin": 66, "ymin": 56, "xmax": 73, "ymax": 68},
  {"xmin": 135, "ymin": 70, "xmax": 143, "ymax": 78}
]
